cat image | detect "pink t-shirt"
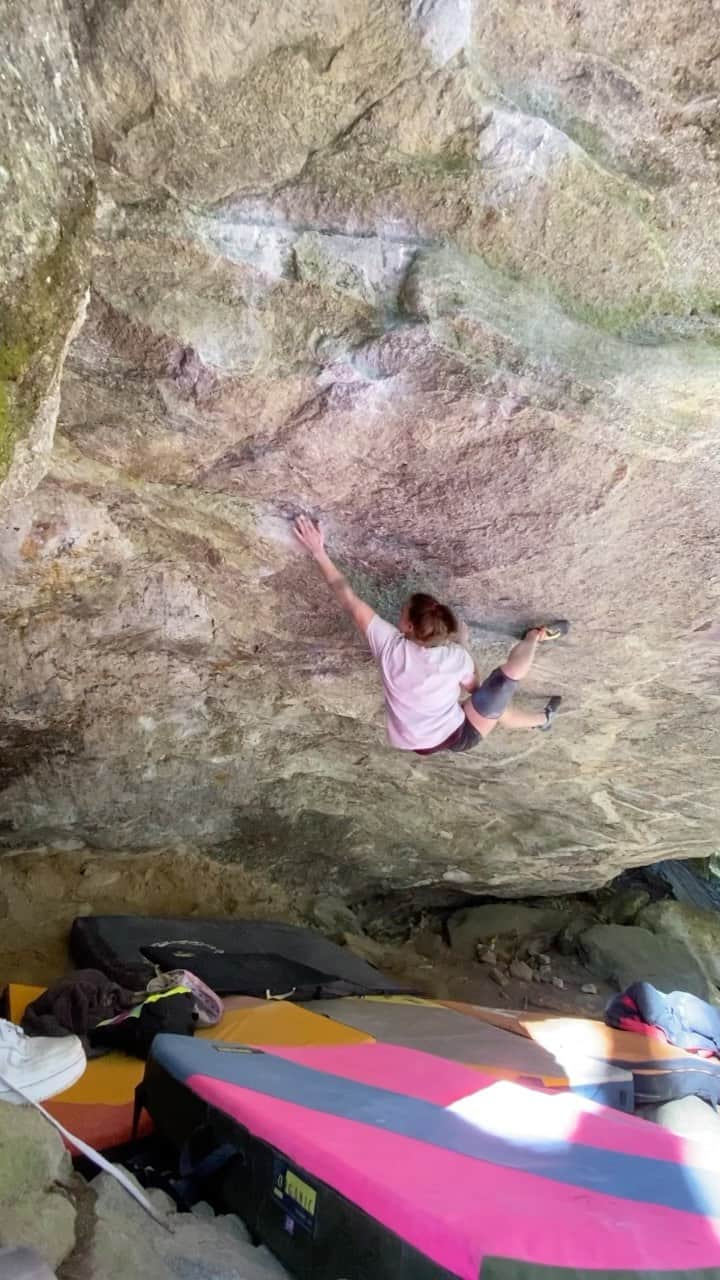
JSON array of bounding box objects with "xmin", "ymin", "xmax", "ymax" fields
[{"xmin": 367, "ymin": 615, "xmax": 475, "ymax": 750}]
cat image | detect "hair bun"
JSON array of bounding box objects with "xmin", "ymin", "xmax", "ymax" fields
[{"xmin": 406, "ymin": 592, "xmax": 458, "ymax": 647}]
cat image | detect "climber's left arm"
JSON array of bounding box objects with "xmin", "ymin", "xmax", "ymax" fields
[{"xmin": 294, "ymin": 515, "xmax": 374, "ymax": 636}]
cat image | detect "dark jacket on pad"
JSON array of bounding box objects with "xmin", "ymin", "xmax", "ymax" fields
[
  {"xmin": 89, "ymin": 987, "xmax": 196, "ymax": 1059},
  {"xmin": 22, "ymin": 969, "xmax": 196, "ymax": 1059},
  {"xmin": 22, "ymin": 969, "xmax": 139, "ymax": 1047}
]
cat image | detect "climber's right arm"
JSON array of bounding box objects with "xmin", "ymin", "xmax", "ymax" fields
[{"xmin": 294, "ymin": 515, "xmax": 374, "ymax": 636}]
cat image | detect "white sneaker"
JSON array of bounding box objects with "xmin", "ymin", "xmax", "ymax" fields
[{"xmin": 0, "ymin": 1019, "xmax": 86, "ymax": 1105}]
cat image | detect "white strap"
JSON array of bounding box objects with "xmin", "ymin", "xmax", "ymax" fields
[{"xmin": 0, "ymin": 1069, "xmax": 171, "ymax": 1230}]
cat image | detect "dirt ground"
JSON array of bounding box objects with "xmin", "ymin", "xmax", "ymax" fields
[
  {"xmin": 344, "ymin": 927, "xmax": 614, "ymax": 1018},
  {"xmin": 0, "ymin": 846, "xmax": 301, "ymax": 986},
  {"xmin": 0, "ymin": 845, "xmax": 613, "ymax": 1017}
]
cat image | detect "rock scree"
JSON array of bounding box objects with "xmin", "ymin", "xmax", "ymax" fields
[
  {"xmin": 1, "ymin": 0, "xmax": 719, "ymax": 895},
  {"xmin": 0, "ymin": 1105, "xmax": 291, "ymax": 1279},
  {"xmin": 0, "ymin": 1106, "xmax": 76, "ymax": 1270}
]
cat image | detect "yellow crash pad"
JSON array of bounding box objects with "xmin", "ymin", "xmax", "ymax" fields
[{"xmin": 5, "ymin": 985, "xmax": 371, "ymax": 1150}]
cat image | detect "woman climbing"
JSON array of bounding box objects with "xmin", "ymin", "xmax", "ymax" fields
[{"xmin": 294, "ymin": 515, "xmax": 567, "ymax": 755}]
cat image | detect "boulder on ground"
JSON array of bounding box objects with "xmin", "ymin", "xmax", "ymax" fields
[
  {"xmin": 600, "ymin": 887, "xmax": 651, "ymax": 926},
  {"xmin": 637, "ymin": 1096, "xmax": 720, "ymax": 1146},
  {"xmin": 87, "ymin": 1168, "xmax": 290, "ymax": 1280},
  {"xmin": 311, "ymin": 895, "xmax": 361, "ymax": 940},
  {"xmin": 556, "ymin": 914, "xmax": 597, "ymax": 956},
  {"xmin": 509, "ymin": 959, "xmax": 534, "ymax": 983},
  {"xmin": 340, "ymin": 932, "xmax": 390, "ymax": 967},
  {"xmin": 447, "ymin": 903, "xmax": 568, "ymax": 959},
  {"xmin": 637, "ymin": 900, "xmax": 720, "ymax": 990},
  {"xmin": 579, "ymin": 924, "xmax": 710, "ymax": 998},
  {"xmin": 0, "ymin": 1106, "xmax": 75, "ymax": 1270}
]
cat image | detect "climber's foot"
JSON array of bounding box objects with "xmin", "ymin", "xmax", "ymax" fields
[
  {"xmin": 525, "ymin": 620, "xmax": 570, "ymax": 642},
  {"xmin": 537, "ymin": 695, "xmax": 562, "ymax": 731}
]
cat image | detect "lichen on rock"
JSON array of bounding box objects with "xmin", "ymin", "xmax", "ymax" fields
[{"xmin": 0, "ymin": 0, "xmax": 94, "ymax": 494}]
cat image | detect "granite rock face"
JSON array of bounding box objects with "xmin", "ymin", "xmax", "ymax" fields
[
  {"xmin": 0, "ymin": 1106, "xmax": 76, "ymax": 1270},
  {"xmin": 1, "ymin": 1, "xmax": 719, "ymax": 895},
  {"xmin": 0, "ymin": 0, "xmax": 93, "ymax": 499}
]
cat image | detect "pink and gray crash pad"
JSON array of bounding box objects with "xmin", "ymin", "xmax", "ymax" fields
[{"xmin": 140, "ymin": 1034, "xmax": 720, "ymax": 1280}]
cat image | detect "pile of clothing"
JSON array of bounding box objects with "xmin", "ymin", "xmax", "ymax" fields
[
  {"xmin": 20, "ymin": 967, "xmax": 224, "ymax": 1059},
  {"xmin": 606, "ymin": 981, "xmax": 720, "ymax": 1058}
]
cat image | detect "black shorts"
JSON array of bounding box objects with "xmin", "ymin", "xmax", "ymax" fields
[
  {"xmin": 413, "ymin": 667, "xmax": 518, "ymax": 756},
  {"xmin": 414, "ymin": 716, "xmax": 480, "ymax": 756}
]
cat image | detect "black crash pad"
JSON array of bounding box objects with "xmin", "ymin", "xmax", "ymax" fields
[{"xmin": 70, "ymin": 915, "xmax": 411, "ymax": 1000}]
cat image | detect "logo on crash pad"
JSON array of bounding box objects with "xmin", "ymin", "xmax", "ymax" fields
[{"xmin": 273, "ymin": 1157, "xmax": 317, "ymax": 1235}]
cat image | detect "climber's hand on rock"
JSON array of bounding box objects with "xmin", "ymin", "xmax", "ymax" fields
[{"xmin": 294, "ymin": 514, "xmax": 325, "ymax": 558}]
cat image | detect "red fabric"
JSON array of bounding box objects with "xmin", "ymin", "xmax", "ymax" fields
[{"xmin": 614, "ymin": 1001, "xmax": 716, "ymax": 1059}]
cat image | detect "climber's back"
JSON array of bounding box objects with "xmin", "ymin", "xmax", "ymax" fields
[{"xmin": 366, "ymin": 595, "xmax": 474, "ymax": 751}]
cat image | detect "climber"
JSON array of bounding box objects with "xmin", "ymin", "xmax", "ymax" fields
[{"xmin": 294, "ymin": 515, "xmax": 567, "ymax": 754}]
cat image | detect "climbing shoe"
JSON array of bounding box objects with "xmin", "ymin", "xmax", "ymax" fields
[
  {"xmin": 525, "ymin": 620, "xmax": 570, "ymax": 641},
  {"xmin": 537, "ymin": 695, "xmax": 562, "ymax": 731},
  {"xmin": 543, "ymin": 620, "xmax": 570, "ymax": 640}
]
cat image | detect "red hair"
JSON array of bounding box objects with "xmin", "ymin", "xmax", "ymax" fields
[{"xmin": 406, "ymin": 593, "xmax": 458, "ymax": 646}]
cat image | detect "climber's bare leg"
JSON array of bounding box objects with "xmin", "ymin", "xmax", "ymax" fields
[
  {"xmin": 464, "ymin": 701, "xmax": 549, "ymax": 737},
  {"xmin": 497, "ymin": 705, "xmax": 548, "ymax": 730},
  {"xmin": 500, "ymin": 627, "xmax": 544, "ymax": 680},
  {"xmin": 463, "ymin": 627, "xmax": 556, "ymax": 737}
]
